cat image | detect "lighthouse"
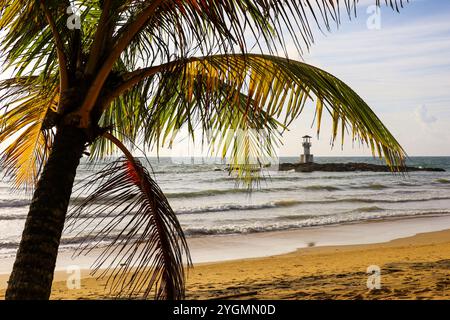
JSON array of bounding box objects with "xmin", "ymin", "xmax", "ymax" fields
[{"xmin": 300, "ymin": 135, "xmax": 314, "ymax": 163}]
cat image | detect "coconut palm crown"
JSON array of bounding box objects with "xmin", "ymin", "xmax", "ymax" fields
[{"xmin": 0, "ymin": 0, "xmax": 407, "ymax": 300}]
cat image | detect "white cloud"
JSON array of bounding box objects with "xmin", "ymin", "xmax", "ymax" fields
[{"xmin": 415, "ymin": 105, "xmax": 437, "ymax": 126}]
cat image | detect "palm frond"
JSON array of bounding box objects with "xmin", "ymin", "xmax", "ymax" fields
[
  {"xmin": 117, "ymin": 0, "xmax": 409, "ymax": 65},
  {"xmin": 89, "ymin": 58, "xmax": 152, "ymax": 159},
  {"xmin": 67, "ymin": 156, "xmax": 191, "ymax": 299},
  {"xmin": 0, "ymin": 1, "xmax": 62, "ymax": 77},
  {"xmin": 79, "ymin": 0, "xmax": 409, "ymax": 121},
  {"xmin": 0, "ymin": 77, "xmax": 57, "ymax": 189},
  {"xmin": 106, "ymin": 54, "xmax": 405, "ymax": 185}
]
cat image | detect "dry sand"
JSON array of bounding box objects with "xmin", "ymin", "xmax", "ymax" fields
[{"xmin": 1, "ymin": 227, "xmax": 449, "ymax": 300}]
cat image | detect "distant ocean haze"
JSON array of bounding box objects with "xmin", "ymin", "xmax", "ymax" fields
[{"xmin": 0, "ymin": 156, "xmax": 449, "ymax": 258}]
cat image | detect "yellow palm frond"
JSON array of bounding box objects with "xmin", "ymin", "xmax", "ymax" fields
[
  {"xmin": 120, "ymin": 54, "xmax": 405, "ymax": 187},
  {"xmin": 1, "ymin": 86, "xmax": 57, "ymax": 190}
]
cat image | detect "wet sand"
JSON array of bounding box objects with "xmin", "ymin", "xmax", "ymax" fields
[{"xmin": 1, "ymin": 217, "xmax": 450, "ymax": 299}]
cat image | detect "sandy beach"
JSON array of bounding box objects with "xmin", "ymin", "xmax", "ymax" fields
[{"xmin": 1, "ymin": 216, "xmax": 450, "ymax": 300}]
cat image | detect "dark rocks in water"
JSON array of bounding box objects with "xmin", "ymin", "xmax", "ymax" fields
[
  {"xmin": 278, "ymin": 162, "xmax": 446, "ymax": 173},
  {"xmin": 225, "ymin": 163, "xmax": 271, "ymax": 172}
]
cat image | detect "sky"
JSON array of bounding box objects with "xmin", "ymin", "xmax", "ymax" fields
[
  {"xmin": 277, "ymin": 0, "xmax": 450, "ymax": 157},
  {"xmin": 1, "ymin": 0, "xmax": 449, "ymax": 159},
  {"xmin": 161, "ymin": 0, "xmax": 450, "ymax": 158}
]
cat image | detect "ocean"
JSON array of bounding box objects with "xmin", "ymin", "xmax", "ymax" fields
[{"xmin": 1, "ymin": 156, "xmax": 450, "ymax": 259}]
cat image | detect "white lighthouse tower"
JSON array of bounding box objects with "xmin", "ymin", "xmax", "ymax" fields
[{"xmin": 300, "ymin": 135, "xmax": 314, "ymax": 163}]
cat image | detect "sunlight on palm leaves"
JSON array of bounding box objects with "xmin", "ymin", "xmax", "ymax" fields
[
  {"xmin": 1, "ymin": 0, "xmax": 409, "ymax": 299},
  {"xmin": 0, "ymin": 77, "xmax": 56, "ymax": 189},
  {"xmin": 106, "ymin": 54, "xmax": 405, "ymax": 185}
]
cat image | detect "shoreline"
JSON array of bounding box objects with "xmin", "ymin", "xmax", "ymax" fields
[
  {"xmin": 2, "ymin": 225, "xmax": 449, "ymax": 300},
  {"xmin": 1, "ymin": 215, "xmax": 450, "ymax": 299},
  {"xmin": 1, "ymin": 214, "xmax": 450, "ymax": 276}
]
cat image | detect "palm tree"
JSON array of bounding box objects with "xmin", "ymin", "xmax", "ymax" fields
[{"xmin": 0, "ymin": 0, "xmax": 407, "ymax": 300}]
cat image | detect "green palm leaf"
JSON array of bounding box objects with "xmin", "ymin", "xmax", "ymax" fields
[
  {"xmin": 107, "ymin": 54, "xmax": 405, "ymax": 185},
  {"xmin": 67, "ymin": 156, "xmax": 191, "ymax": 299}
]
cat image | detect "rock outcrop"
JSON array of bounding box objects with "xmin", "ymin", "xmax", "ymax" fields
[{"xmin": 278, "ymin": 162, "xmax": 445, "ymax": 173}]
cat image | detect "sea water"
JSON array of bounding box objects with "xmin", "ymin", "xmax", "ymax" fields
[{"xmin": 0, "ymin": 156, "xmax": 449, "ymax": 258}]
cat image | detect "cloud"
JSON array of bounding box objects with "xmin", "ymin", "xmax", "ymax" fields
[
  {"xmin": 415, "ymin": 105, "xmax": 437, "ymax": 126},
  {"xmin": 301, "ymin": 13, "xmax": 450, "ymax": 109}
]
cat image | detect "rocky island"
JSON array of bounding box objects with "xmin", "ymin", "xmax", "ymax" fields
[
  {"xmin": 278, "ymin": 162, "xmax": 446, "ymax": 173},
  {"xmin": 279, "ymin": 136, "xmax": 446, "ymax": 173}
]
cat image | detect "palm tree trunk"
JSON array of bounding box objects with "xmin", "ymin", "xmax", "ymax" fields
[{"xmin": 5, "ymin": 126, "xmax": 87, "ymax": 300}]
